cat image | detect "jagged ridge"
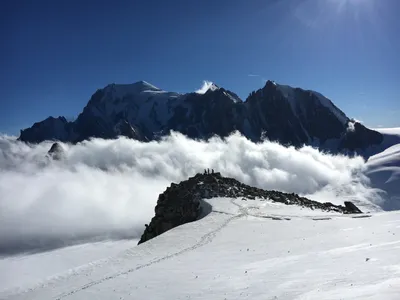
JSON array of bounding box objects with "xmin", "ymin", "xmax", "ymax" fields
[
  {"xmin": 19, "ymin": 80, "xmax": 392, "ymax": 157},
  {"xmin": 138, "ymin": 172, "xmax": 362, "ymax": 244}
]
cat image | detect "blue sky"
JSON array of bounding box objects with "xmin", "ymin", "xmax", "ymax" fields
[{"xmin": 1, "ymin": 0, "xmax": 399, "ymax": 134}]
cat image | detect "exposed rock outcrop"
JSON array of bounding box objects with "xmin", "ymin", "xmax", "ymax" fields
[
  {"xmin": 344, "ymin": 201, "xmax": 363, "ymax": 214},
  {"xmin": 20, "ymin": 116, "xmax": 72, "ymax": 143},
  {"xmin": 47, "ymin": 142, "xmax": 64, "ymax": 160},
  {"xmin": 138, "ymin": 172, "xmax": 362, "ymax": 244}
]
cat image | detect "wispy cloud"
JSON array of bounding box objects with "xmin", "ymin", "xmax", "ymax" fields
[
  {"xmin": 195, "ymin": 80, "xmax": 214, "ymax": 94},
  {"xmin": 248, "ymin": 74, "xmax": 260, "ymax": 77},
  {"xmin": 351, "ymin": 118, "xmax": 363, "ymax": 124},
  {"xmin": 347, "ymin": 122, "xmax": 356, "ymax": 132}
]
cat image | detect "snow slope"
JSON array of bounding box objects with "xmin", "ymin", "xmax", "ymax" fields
[
  {"xmin": 372, "ymin": 128, "xmax": 400, "ymax": 136},
  {"xmin": 0, "ymin": 240, "xmax": 138, "ymax": 295},
  {"xmin": 275, "ymin": 82, "xmax": 348, "ymax": 125},
  {"xmin": 365, "ymin": 144, "xmax": 400, "ymax": 210},
  {"xmin": 2, "ymin": 198, "xmax": 400, "ymax": 300}
]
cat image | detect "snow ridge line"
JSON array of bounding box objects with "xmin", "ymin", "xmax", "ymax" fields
[{"xmin": 54, "ymin": 199, "xmax": 247, "ymax": 299}]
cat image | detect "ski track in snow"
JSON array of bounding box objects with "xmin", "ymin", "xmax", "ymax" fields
[
  {"xmin": 9, "ymin": 199, "xmax": 247, "ymax": 300},
  {"xmin": 7, "ymin": 197, "xmax": 374, "ymax": 299},
  {"xmin": 54, "ymin": 199, "xmax": 247, "ymax": 299},
  {"xmin": 4, "ymin": 197, "xmax": 399, "ymax": 300},
  {"xmin": 10, "ymin": 198, "xmax": 339, "ymax": 299}
]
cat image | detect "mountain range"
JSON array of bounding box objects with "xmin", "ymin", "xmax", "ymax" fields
[{"xmin": 19, "ymin": 80, "xmax": 398, "ymax": 157}]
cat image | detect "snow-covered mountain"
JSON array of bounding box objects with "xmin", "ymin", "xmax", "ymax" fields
[{"xmin": 19, "ymin": 80, "xmax": 395, "ymax": 156}]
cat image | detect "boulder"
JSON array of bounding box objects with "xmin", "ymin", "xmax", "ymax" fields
[{"xmin": 344, "ymin": 201, "xmax": 363, "ymax": 214}]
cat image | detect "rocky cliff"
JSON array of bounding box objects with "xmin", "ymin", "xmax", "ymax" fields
[{"xmin": 138, "ymin": 172, "xmax": 362, "ymax": 244}]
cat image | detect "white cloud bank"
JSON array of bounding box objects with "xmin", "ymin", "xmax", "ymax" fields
[{"xmin": 0, "ymin": 133, "xmax": 386, "ymax": 254}]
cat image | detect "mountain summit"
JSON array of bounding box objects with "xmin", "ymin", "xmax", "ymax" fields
[{"xmin": 19, "ymin": 80, "xmax": 393, "ymax": 156}]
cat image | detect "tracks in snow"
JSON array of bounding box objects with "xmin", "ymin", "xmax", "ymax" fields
[
  {"xmin": 12, "ymin": 198, "xmax": 369, "ymax": 299},
  {"xmin": 55, "ymin": 199, "xmax": 247, "ymax": 299}
]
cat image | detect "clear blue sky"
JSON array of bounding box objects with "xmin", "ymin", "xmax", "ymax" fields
[{"xmin": 1, "ymin": 0, "xmax": 399, "ymax": 135}]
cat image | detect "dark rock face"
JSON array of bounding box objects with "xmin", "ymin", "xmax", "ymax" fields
[
  {"xmin": 340, "ymin": 122, "xmax": 383, "ymax": 152},
  {"xmin": 19, "ymin": 117, "xmax": 72, "ymax": 143},
  {"xmin": 138, "ymin": 172, "xmax": 362, "ymax": 244},
  {"xmin": 245, "ymin": 80, "xmax": 349, "ymax": 146},
  {"xmin": 344, "ymin": 201, "xmax": 363, "ymax": 214},
  {"xmin": 166, "ymin": 89, "xmax": 248, "ymax": 140},
  {"xmin": 19, "ymin": 80, "xmax": 393, "ymax": 157},
  {"xmin": 113, "ymin": 120, "xmax": 147, "ymax": 141},
  {"xmin": 47, "ymin": 142, "xmax": 64, "ymax": 160}
]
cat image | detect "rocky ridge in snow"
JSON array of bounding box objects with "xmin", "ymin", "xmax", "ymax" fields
[{"xmin": 138, "ymin": 172, "xmax": 362, "ymax": 244}]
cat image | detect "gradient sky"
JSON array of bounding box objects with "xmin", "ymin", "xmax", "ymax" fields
[{"xmin": 1, "ymin": 0, "xmax": 399, "ymax": 135}]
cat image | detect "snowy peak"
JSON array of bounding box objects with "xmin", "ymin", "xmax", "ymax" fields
[
  {"xmin": 102, "ymin": 81, "xmax": 163, "ymax": 101},
  {"xmin": 264, "ymin": 80, "xmax": 348, "ymax": 126},
  {"xmin": 245, "ymin": 80, "xmax": 383, "ymax": 151},
  {"xmin": 195, "ymin": 81, "xmax": 220, "ymax": 94},
  {"xmin": 205, "ymin": 86, "xmax": 243, "ymax": 103},
  {"xmin": 19, "ymin": 79, "xmax": 389, "ymax": 157},
  {"xmin": 265, "ymin": 79, "xmax": 277, "ymax": 86},
  {"xmin": 110, "ymin": 80, "xmax": 161, "ymax": 92},
  {"xmin": 18, "ymin": 116, "xmax": 72, "ymax": 143},
  {"xmin": 205, "ymin": 82, "xmax": 220, "ymax": 93},
  {"xmin": 195, "ymin": 81, "xmax": 242, "ymax": 103}
]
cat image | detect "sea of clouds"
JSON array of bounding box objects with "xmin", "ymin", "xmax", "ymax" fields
[{"xmin": 0, "ymin": 132, "xmax": 385, "ymax": 255}]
